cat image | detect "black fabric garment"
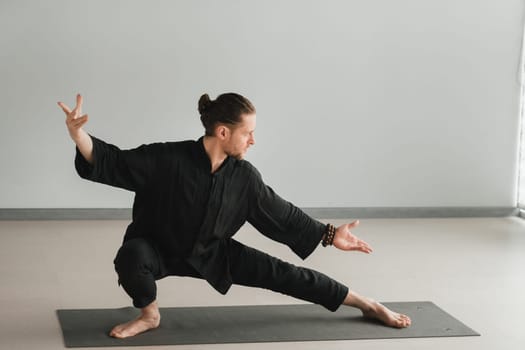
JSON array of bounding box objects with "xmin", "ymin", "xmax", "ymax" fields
[
  {"xmin": 75, "ymin": 135, "xmax": 326, "ymax": 295},
  {"xmin": 114, "ymin": 237, "xmax": 348, "ymax": 311}
]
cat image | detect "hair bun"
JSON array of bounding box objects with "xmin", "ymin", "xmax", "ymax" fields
[{"xmin": 198, "ymin": 93, "xmax": 212, "ymax": 115}]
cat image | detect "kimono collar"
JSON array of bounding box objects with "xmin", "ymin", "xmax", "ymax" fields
[{"xmin": 195, "ymin": 136, "xmax": 231, "ymax": 174}]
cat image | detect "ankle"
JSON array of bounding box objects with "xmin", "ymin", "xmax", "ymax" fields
[
  {"xmin": 141, "ymin": 311, "xmax": 160, "ymax": 321},
  {"xmin": 343, "ymin": 291, "xmax": 376, "ymax": 312},
  {"xmin": 140, "ymin": 301, "xmax": 160, "ymax": 320}
]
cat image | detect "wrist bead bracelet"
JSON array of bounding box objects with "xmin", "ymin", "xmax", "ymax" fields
[{"xmin": 322, "ymin": 223, "xmax": 336, "ymax": 247}]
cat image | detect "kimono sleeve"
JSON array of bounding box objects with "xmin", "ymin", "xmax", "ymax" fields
[
  {"xmin": 246, "ymin": 168, "xmax": 326, "ymax": 260},
  {"xmin": 74, "ymin": 135, "xmax": 158, "ymax": 192}
]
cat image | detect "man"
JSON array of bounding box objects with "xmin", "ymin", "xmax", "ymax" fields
[{"xmin": 58, "ymin": 93, "xmax": 411, "ymax": 339}]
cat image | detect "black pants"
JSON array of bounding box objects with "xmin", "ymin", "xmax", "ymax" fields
[{"xmin": 113, "ymin": 238, "xmax": 349, "ymax": 312}]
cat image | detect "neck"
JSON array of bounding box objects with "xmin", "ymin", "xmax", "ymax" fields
[{"xmin": 202, "ymin": 136, "xmax": 228, "ymax": 173}]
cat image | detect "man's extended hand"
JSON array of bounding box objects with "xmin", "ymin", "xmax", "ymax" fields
[
  {"xmin": 58, "ymin": 93, "xmax": 94, "ymax": 164},
  {"xmin": 333, "ymin": 220, "xmax": 373, "ymax": 253},
  {"xmin": 58, "ymin": 93, "xmax": 88, "ymax": 142}
]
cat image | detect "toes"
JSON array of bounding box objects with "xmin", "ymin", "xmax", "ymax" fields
[
  {"xmin": 110, "ymin": 328, "xmax": 122, "ymax": 338},
  {"xmin": 362, "ymin": 305, "xmax": 411, "ymax": 328},
  {"xmin": 109, "ymin": 325, "xmax": 126, "ymax": 338},
  {"xmin": 398, "ymin": 314, "xmax": 411, "ymax": 327},
  {"xmin": 392, "ymin": 313, "xmax": 411, "ymax": 328},
  {"xmin": 109, "ymin": 331, "xmax": 120, "ymax": 338}
]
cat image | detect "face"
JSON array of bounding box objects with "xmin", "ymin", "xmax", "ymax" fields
[{"xmin": 222, "ymin": 113, "xmax": 256, "ymax": 160}]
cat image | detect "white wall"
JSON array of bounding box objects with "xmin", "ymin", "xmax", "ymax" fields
[{"xmin": 0, "ymin": 0, "xmax": 523, "ymax": 208}]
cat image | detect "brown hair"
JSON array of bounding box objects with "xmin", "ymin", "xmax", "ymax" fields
[{"xmin": 198, "ymin": 93, "xmax": 256, "ymax": 136}]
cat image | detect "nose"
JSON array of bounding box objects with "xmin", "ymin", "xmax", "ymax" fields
[{"xmin": 250, "ymin": 135, "xmax": 256, "ymax": 146}]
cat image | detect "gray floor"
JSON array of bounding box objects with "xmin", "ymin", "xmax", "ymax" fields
[{"xmin": 1, "ymin": 217, "xmax": 524, "ymax": 350}]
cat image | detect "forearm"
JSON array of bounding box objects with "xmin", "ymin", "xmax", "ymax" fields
[
  {"xmin": 249, "ymin": 190, "xmax": 325, "ymax": 259},
  {"xmin": 72, "ymin": 129, "xmax": 94, "ymax": 164}
]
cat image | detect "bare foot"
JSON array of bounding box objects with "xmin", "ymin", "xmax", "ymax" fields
[
  {"xmin": 109, "ymin": 301, "xmax": 161, "ymax": 338},
  {"xmin": 361, "ymin": 301, "xmax": 411, "ymax": 328},
  {"xmin": 343, "ymin": 291, "xmax": 411, "ymax": 328}
]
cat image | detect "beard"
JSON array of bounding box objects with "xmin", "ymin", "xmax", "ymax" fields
[
  {"xmin": 230, "ymin": 152, "xmax": 244, "ymax": 160},
  {"xmin": 226, "ymin": 148, "xmax": 245, "ymax": 160}
]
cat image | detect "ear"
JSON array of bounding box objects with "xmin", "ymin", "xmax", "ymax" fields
[{"xmin": 216, "ymin": 125, "xmax": 229, "ymax": 140}]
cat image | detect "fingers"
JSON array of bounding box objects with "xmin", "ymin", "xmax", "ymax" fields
[
  {"xmin": 58, "ymin": 93, "xmax": 83, "ymax": 118},
  {"xmin": 57, "ymin": 101, "xmax": 72, "ymax": 114},
  {"xmin": 346, "ymin": 220, "xmax": 360, "ymax": 230},
  {"xmin": 351, "ymin": 238, "xmax": 372, "ymax": 253},
  {"xmin": 336, "ymin": 237, "xmax": 372, "ymax": 253},
  {"xmin": 74, "ymin": 93, "xmax": 83, "ymax": 114},
  {"xmin": 74, "ymin": 114, "xmax": 88, "ymax": 128},
  {"xmin": 76, "ymin": 114, "xmax": 88, "ymax": 127},
  {"xmin": 67, "ymin": 114, "xmax": 88, "ymax": 129},
  {"xmin": 360, "ymin": 239, "xmax": 373, "ymax": 253},
  {"xmin": 359, "ymin": 245, "xmax": 372, "ymax": 254}
]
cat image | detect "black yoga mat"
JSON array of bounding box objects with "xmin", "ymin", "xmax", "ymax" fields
[{"xmin": 56, "ymin": 301, "xmax": 479, "ymax": 347}]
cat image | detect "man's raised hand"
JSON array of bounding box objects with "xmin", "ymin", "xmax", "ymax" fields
[
  {"xmin": 333, "ymin": 220, "xmax": 373, "ymax": 253},
  {"xmin": 58, "ymin": 93, "xmax": 94, "ymax": 163},
  {"xmin": 58, "ymin": 93, "xmax": 89, "ymax": 141}
]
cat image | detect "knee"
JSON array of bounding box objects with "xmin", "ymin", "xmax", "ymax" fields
[{"xmin": 114, "ymin": 238, "xmax": 157, "ymax": 275}]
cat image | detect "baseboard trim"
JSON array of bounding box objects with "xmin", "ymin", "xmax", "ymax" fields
[
  {"xmin": 302, "ymin": 207, "xmax": 519, "ymax": 218},
  {"xmin": 0, "ymin": 208, "xmax": 132, "ymax": 220},
  {"xmin": 0, "ymin": 207, "xmax": 519, "ymax": 220}
]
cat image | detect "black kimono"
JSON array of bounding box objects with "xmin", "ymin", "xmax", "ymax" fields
[{"xmin": 75, "ymin": 136, "xmax": 348, "ymax": 311}]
